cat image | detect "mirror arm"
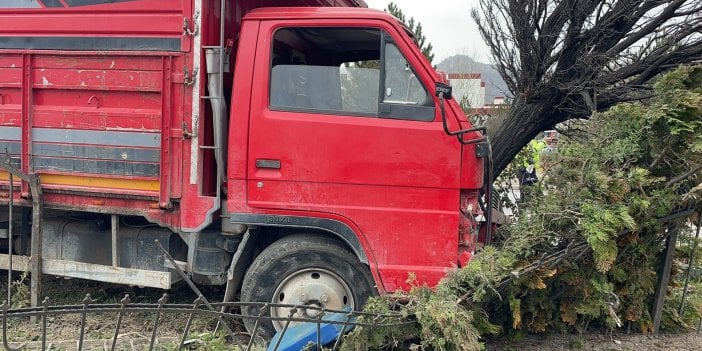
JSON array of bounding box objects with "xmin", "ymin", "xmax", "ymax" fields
[{"xmin": 438, "ymin": 92, "xmax": 486, "ymax": 144}]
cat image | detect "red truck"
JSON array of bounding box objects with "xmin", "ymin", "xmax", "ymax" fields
[{"xmin": 0, "ymin": 0, "xmax": 490, "ymax": 338}]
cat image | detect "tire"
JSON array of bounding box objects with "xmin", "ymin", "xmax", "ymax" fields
[{"xmin": 240, "ymin": 234, "xmax": 376, "ymax": 340}]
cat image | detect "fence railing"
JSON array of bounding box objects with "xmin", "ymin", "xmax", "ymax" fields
[{"xmin": 0, "ymin": 296, "xmax": 409, "ymax": 351}]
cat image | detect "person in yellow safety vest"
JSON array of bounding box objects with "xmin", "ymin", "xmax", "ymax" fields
[
  {"xmin": 518, "ymin": 139, "xmax": 547, "ymax": 201},
  {"xmin": 525, "ymin": 139, "xmax": 547, "ymax": 169}
]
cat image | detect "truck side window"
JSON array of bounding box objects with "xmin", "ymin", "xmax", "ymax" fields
[
  {"xmin": 340, "ymin": 60, "xmax": 380, "ymax": 114},
  {"xmin": 268, "ymin": 27, "xmax": 433, "ymax": 121},
  {"xmin": 270, "ymin": 27, "xmax": 381, "ymax": 116},
  {"xmin": 383, "ymin": 43, "xmax": 429, "ymax": 105}
]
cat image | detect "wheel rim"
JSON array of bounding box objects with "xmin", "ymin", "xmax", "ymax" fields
[{"xmin": 271, "ymin": 268, "xmax": 354, "ymax": 332}]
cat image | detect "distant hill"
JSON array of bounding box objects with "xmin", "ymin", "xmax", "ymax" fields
[{"xmin": 437, "ymin": 55, "xmax": 510, "ymax": 105}]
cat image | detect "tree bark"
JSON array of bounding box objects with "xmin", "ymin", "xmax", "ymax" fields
[{"xmin": 489, "ymin": 95, "xmax": 563, "ymax": 178}]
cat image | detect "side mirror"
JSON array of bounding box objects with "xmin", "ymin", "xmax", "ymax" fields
[{"xmin": 435, "ymin": 82, "xmax": 452, "ymax": 100}]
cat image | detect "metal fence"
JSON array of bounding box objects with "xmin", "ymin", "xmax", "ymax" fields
[
  {"xmin": 0, "ymin": 296, "xmax": 409, "ymax": 351},
  {"xmin": 679, "ymin": 214, "xmax": 702, "ymax": 333}
]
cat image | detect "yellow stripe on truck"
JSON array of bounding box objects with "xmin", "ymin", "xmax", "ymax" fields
[
  {"xmin": 0, "ymin": 172, "xmax": 18, "ymax": 182},
  {"xmin": 40, "ymin": 174, "xmax": 160, "ymax": 192}
]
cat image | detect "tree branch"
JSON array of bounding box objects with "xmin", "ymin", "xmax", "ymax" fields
[{"xmin": 666, "ymin": 165, "xmax": 702, "ymax": 187}]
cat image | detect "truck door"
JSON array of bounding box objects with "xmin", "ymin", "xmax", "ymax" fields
[{"xmin": 246, "ymin": 23, "xmax": 462, "ymax": 291}]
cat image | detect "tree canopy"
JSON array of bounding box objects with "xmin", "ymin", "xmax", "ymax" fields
[{"xmin": 471, "ymin": 0, "xmax": 702, "ymax": 177}]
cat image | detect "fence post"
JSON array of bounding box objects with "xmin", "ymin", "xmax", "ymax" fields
[
  {"xmin": 29, "ymin": 174, "xmax": 43, "ymax": 321},
  {"xmin": 652, "ymin": 225, "xmax": 679, "ymax": 333}
]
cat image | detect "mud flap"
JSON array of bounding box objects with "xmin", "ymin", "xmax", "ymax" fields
[{"xmin": 221, "ymin": 231, "xmax": 254, "ymax": 308}]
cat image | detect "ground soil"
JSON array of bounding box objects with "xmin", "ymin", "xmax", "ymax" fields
[{"xmin": 487, "ymin": 331, "xmax": 702, "ymax": 351}]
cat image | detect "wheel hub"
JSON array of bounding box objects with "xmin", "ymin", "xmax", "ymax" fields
[{"xmin": 271, "ymin": 268, "xmax": 354, "ymax": 331}]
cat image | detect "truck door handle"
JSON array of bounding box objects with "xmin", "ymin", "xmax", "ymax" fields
[{"xmin": 256, "ymin": 159, "xmax": 281, "ymax": 169}]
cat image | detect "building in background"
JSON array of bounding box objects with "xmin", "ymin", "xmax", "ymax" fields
[
  {"xmin": 447, "ymin": 73, "xmax": 485, "ymax": 109},
  {"xmin": 446, "ymin": 73, "xmax": 513, "ymax": 129},
  {"xmin": 492, "ymin": 96, "xmax": 506, "ymax": 105},
  {"xmin": 483, "ymin": 96, "xmax": 510, "ymax": 110}
]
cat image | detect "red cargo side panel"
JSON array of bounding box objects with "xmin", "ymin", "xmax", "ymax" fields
[
  {"xmin": 0, "ymin": 55, "xmax": 22, "ymax": 170},
  {"xmin": 0, "ymin": 0, "xmax": 188, "ymax": 52},
  {"xmin": 30, "ymin": 54, "xmax": 167, "ymax": 193},
  {"xmin": 0, "ymin": 0, "xmax": 191, "ymax": 230},
  {"xmin": 0, "ymin": 51, "xmax": 186, "ymax": 230}
]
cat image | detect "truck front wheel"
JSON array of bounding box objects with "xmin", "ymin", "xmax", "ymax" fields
[{"xmin": 240, "ymin": 234, "xmax": 376, "ymax": 340}]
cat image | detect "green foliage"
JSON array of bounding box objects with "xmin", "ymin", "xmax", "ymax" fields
[
  {"xmin": 413, "ymin": 289, "xmax": 481, "ymax": 351},
  {"xmin": 9, "ymin": 271, "xmax": 30, "ymax": 309},
  {"xmin": 495, "ymin": 65, "xmax": 702, "ymax": 335},
  {"xmin": 340, "ymin": 295, "xmax": 421, "ymax": 350},
  {"xmin": 341, "ymin": 65, "xmax": 702, "ymax": 349},
  {"xmin": 385, "ymin": 2, "xmax": 435, "ymax": 64},
  {"xmin": 666, "ymin": 221, "xmax": 702, "ymax": 332}
]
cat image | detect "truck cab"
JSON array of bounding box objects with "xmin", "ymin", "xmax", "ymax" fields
[{"xmin": 227, "ymin": 7, "xmax": 487, "ymax": 336}]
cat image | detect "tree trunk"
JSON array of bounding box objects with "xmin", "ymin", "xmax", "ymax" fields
[{"xmin": 488, "ymin": 98, "xmax": 556, "ymax": 179}]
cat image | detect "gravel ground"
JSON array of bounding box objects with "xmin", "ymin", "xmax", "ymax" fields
[{"xmin": 487, "ymin": 331, "xmax": 702, "ymax": 351}]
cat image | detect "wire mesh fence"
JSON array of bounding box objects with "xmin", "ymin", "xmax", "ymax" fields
[{"xmin": 0, "ymin": 296, "xmax": 409, "ymax": 351}]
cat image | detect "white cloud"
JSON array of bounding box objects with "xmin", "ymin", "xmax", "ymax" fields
[{"xmin": 363, "ymin": 0, "xmax": 490, "ymax": 63}]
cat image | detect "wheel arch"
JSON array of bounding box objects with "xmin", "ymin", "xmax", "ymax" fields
[{"xmin": 228, "ymin": 213, "xmax": 369, "ymax": 264}]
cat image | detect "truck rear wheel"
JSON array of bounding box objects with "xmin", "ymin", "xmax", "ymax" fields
[{"xmin": 240, "ymin": 234, "xmax": 376, "ymax": 340}]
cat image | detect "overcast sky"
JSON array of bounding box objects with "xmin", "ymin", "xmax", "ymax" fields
[{"xmin": 364, "ymin": 0, "xmax": 491, "ymax": 64}]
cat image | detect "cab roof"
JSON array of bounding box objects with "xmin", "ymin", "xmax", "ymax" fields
[{"xmin": 245, "ymin": 6, "xmax": 395, "ymax": 23}]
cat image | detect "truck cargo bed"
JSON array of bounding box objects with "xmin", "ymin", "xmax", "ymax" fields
[
  {"xmin": 0, "ymin": 0, "xmax": 192, "ymax": 229},
  {"xmin": 0, "ymin": 51, "xmax": 183, "ymax": 201}
]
